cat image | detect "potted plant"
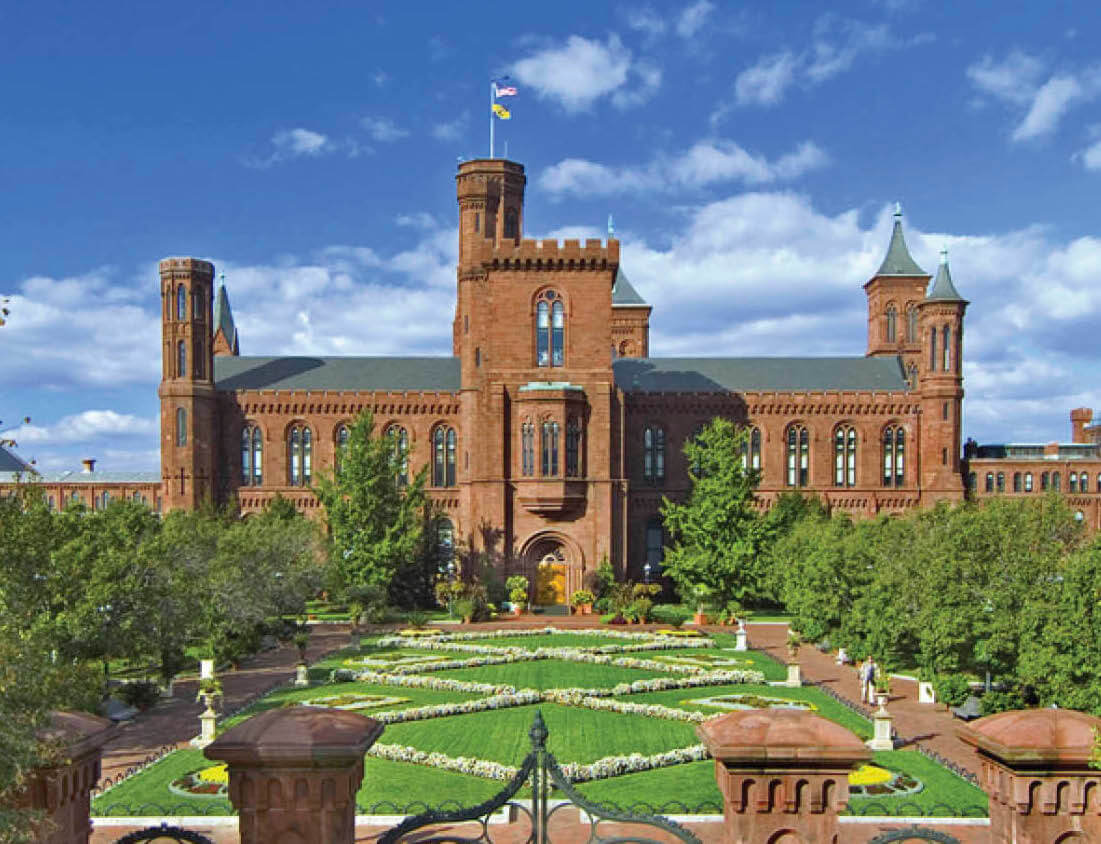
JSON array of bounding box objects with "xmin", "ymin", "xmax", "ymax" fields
[
  {"xmin": 632, "ymin": 596, "xmax": 653, "ymax": 624},
  {"xmin": 453, "ymin": 597, "xmax": 475, "ymax": 624},
  {"xmin": 196, "ymin": 676, "xmax": 222, "ymax": 707},
  {"xmin": 787, "ymin": 630, "xmax": 803, "ymax": 661},
  {"xmin": 570, "ymin": 589, "xmax": 595, "ymax": 615},
  {"xmin": 875, "ymin": 673, "xmax": 891, "ymax": 707},
  {"xmin": 506, "ymin": 575, "xmax": 529, "ymax": 615},
  {"xmin": 293, "ymin": 627, "xmax": 310, "ymax": 663}
]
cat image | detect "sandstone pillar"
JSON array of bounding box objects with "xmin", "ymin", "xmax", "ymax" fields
[
  {"xmin": 204, "ymin": 706, "xmax": 383, "ymax": 844},
  {"xmin": 12, "ymin": 711, "xmax": 116, "ymax": 844},
  {"xmin": 959, "ymin": 708, "xmax": 1101, "ymax": 843},
  {"xmin": 697, "ymin": 709, "xmax": 870, "ymax": 844}
]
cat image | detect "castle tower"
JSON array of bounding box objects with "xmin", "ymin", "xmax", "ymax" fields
[
  {"xmin": 864, "ymin": 205, "xmax": 929, "ymax": 388},
  {"xmin": 212, "ymin": 274, "xmax": 240, "ymax": 356},
  {"xmin": 917, "ymin": 247, "xmax": 968, "ymax": 500},
  {"xmin": 158, "ymin": 257, "xmax": 217, "ymax": 511}
]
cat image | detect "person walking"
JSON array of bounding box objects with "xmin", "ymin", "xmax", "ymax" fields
[{"xmin": 863, "ymin": 657, "xmax": 878, "ymax": 704}]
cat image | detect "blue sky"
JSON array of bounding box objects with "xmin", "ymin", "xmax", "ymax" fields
[{"xmin": 3, "ymin": 1, "xmax": 1101, "ymax": 471}]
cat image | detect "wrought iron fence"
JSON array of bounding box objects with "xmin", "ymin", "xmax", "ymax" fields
[
  {"xmin": 114, "ymin": 823, "xmax": 216, "ymax": 843},
  {"xmin": 92, "ymin": 744, "xmax": 178, "ymax": 798},
  {"xmin": 846, "ymin": 801, "xmax": 988, "ymax": 818},
  {"xmin": 94, "ymin": 801, "xmax": 234, "ymax": 817}
]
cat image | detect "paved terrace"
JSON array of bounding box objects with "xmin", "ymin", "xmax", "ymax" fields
[{"xmin": 90, "ymin": 617, "xmax": 984, "ymax": 843}]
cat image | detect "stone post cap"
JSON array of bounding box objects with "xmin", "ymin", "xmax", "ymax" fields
[
  {"xmin": 204, "ymin": 706, "xmax": 384, "ymax": 769},
  {"xmin": 697, "ymin": 710, "xmax": 870, "ymax": 766},
  {"xmin": 39, "ymin": 710, "xmax": 117, "ymax": 759},
  {"xmin": 959, "ymin": 708, "xmax": 1101, "ymax": 768}
]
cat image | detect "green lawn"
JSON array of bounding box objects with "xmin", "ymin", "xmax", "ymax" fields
[
  {"xmin": 443, "ymin": 659, "xmax": 675, "ymax": 689},
  {"xmin": 848, "ymin": 750, "xmax": 988, "ymax": 815},
  {"xmin": 458, "ymin": 633, "xmax": 668, "ymax": 651},
  {"xmin": 384, "ymin": 703, "xmax": 698, "ymax": 767}
]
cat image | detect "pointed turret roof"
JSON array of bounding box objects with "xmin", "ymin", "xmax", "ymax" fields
[
  {"xmin": 927, "ymin": 247, "xmax": 965, "ymax": 301},
  {"xmin": 213, "ymin": 278, "xmax": 239, "ymax": 354},
  {"xmin": 876, "ymin": 203, "xmax": 926, "ymax": 276},
  {"xmin": 612, "ymin": 267, "xmax": 648, "ymax": 307}
]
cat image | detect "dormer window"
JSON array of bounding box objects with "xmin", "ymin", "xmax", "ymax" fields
[{"xmin": 536, "ymin": 291, "xmax": 564, "ymax": 367}]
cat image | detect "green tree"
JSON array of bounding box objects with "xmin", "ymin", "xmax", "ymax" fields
[
  {"xmin": 660, "ymin": 418, "xmax": 766, "ymax": 608},
  {"xmin": 314, "ymin": 411, "xmax": 426, "ymax": 600}
]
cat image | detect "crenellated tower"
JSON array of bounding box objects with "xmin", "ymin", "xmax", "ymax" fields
[
  {"xmin": 917, "ymin": 247, "xmax": 968, "ymax": 500},
  {"xmin": 158, "ymin": 257, "xmax": 217, "ymax": 511}
]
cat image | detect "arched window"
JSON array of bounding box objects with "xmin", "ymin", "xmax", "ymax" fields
[
  {"xmin": 643, "ymin": 426, "xmax": 665, "ymax": 484},
  {"xmin": 541, "ymin": 421, "xmax": 559, "ymax": 476},
  {"xmin": 929, "ymin": 327, "xmax": 937, "ymax": 371},
  {"xmin": 521, "ymin": 422, "xmax": 535, "ymax": 476},
  {"xmin": 906, "ymin": 305, "xmax": 917, "ymax": 342},
  {"xmin": 786, "ymin": 425, "xmax": 809, "ymax": 487},
  {"xmin": 193, "ymin": 338, "xmax": 204, "ymax": 379},
  {"xmin": 565, "ymin": 417, "xmax": 582, "ymax": 477},
  {"xmin": 1013, "ymin": 472, "xmax": 1022, "ymax": 492},
  {"xmin": 176, "ymin": 284, "xmax": 187, "ymax": 321},
  {"xmin": 177, "ymin": 340, "xmax": 187, "ymax": 378},
  {"xmin": 1053, "ymin": 471, "xmax": 1061, "ymax": 491},
  {"xmin": 435, "ymin": 517, "xmax": 454, "ymax": 571},
  {"xmin": 741, "ymin": 427, "xmax": 761, "ymax": 475},
  {"xmin": 885, "ymin": 305, "xmax": 897, "ymax": 342},
  {"xmin": 432, "ymin": 427, "xmax": 456, "ymax": 487},
  {"xmin": 535, "ymin": 291, "xmax": 565, "ymax": 367},
  {"xmin": 882, "ymin": 426, "xmax": 905, "ymax": 487},
  {"xmin": 1041, "ymin": 472, "xmax": 1049, "ymax": 491},
  {"xmin": 1081, "ymin": 472, "xmax": 1089, "ymax": 492},
  {"xmin": 192, "ymin": 288, "xmax": 203, "ymax": 319},
  {"xmin": 1025, "ymin": 472, "xmax": 1033, "ymax": 492},
  {"xmin": 996, "ymin": 472, "xmax": 1005, "ymax": 493},
  {"xmin": 645, "ymin": 517, "xmax": 664, "ymax": 576},
  {"xmin": 176, "ymin": 407, "xmax": 187, "ymax": 446},
  {"xmin": 288, "ymin": 424, "xmax": 312, "ymax": 486},
  {"xmin": 334, "ymin": 424, "xmax": 349, "ymax": 475},
  {"xmin": 504, "ymin": 208, "xmax": 518, "ymax": 239},
  {"xmin": 1070, "ymin": 472, "xmax": 1078, "ymax": 493},
  {"xmin": 942, "ymin": 325, "xmax": 951, "ymax": 371},
  {"xmin": 985, "ymin": 473, "xmax": 994, "ymax": 493},
  {"xmin": 834, "ymin": 425, "xmax": 857, "ymax": 487},
  {"xmin": 386, "ymin": 425, "xmax": 408, "ymax": 487},
  {"xmin": 241, "ymin": 424, "xmax": 263, "ymax": 486}
]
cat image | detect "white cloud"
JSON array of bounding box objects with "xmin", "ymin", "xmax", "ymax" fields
[
  {"xmin": 7, "ymin": 411, "xmax": 157, "ymax": 445},
  {"xmin": 395, "ymin": 212, "xmax": 437, "ymax": 229},
  {"xmin": 625, "ymin": 7, "xmax": 665, "ymax": 37},
  {"xmin": 1077, "ymin": 138, "xmax": 1101, "ymax": 170},
  {"xmin": 510, "ymin": 34, "xmax": 658, "ymax": 112},
  {"xmin": 967, "ymin": 52, "xmax": 1101, "ymax": 142},
  {"xmin": 245, "ymin": 128, "xmax": 367, "ymax": 168},
  {"xmin": 361, "ymin": 116, "xmax": 409, "ymax": 142},
  {"xmin": 539, "ymin": 139, "xmax": 828, "ymax": 197},
  {"xmin": 432, "ymin": 112, "xmax": 469, "ymax": 143},
  {"xmin": 676, "ymin": 0, "xmax": 715, "ymax": 38},
  {"xmin": 734, "ymin": 51, "xmax": 798, "ymax": 106}
]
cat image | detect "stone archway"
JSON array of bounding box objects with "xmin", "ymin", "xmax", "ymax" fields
[{"xmin": 519, "ymin": 532, "xmax": 585, "ymax": 606}]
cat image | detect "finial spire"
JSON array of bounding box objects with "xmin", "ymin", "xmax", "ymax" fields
[
  {"xmin": 219, "ymin": 271, "xmax": 226, "ymax": 286},
  {"xmin": 928, "ymin": 244, "xmax": 965, "ymax": 301},
  {"xmin": 875, "ymin": 202, "xmax": 925, "ymax": 276},
  {"xmin": 940, "ymin": 246, "xmax": 949, "ymax": 265},
  {"xmin": 607, "ymin": 214, "xmax": 615, "ymax": 237},
  {"xmin": 894, "ymin": 201, "xmax": 902, "ymax": 219}
]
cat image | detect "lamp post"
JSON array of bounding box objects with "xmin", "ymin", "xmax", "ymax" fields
[
  {"xmin": 447, "ymin": 561, "xmax": 456, "ymax": 618},
  {"xmin": 643, "ymin": 563, "xmax": 651, "ymax": 585},
  {"xmin": 97, "ymin": 603, "xmax": 113, "ymax": 696}
]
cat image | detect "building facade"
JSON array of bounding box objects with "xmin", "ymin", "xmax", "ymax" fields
[{"xmin": 155, "ymin": 158, "xmax": 971, "ymax": 597}]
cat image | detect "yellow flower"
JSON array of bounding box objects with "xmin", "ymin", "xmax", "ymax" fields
[
  {"xmin": 848, "ymin": 764, "xmax": 891, "ymax": 786},
  {"xmin": 197, "ymin": 764, "xmax": 229, "ymax": 785}
]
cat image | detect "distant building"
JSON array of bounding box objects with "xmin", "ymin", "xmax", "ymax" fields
[{"xmin": 0, "ymin": 448, "xmax": 161, "ymax": 512}]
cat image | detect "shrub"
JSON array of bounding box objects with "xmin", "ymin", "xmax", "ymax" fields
[
  {"xmin": 328, "ymin": 668, "xmax": 356, "ymax": 683},
  {"xmin": 934, "ymin": 673, "xmax": 972, "ymax": 707},
  {"xmin": 405, "ymin": 610, "xmax": 430, "ymax": 629},
  {"xmin": 453, "ymin": 598, "xmax": 476, "ymax": 620},
  {"xmin": 570, "ymin": 589, "xmax": 595, "ymax": 606},
  {"xmin": 594, "ymin": 558, "xmax": 615, "ymax": 600},
  {"xmin": 980, "ymin": 688, "xmax": 1024, "ymax": 716},
  {"xmin": 651, "ymin": 605, "xmax": 690, "ymax": 628},
  {"xmin": 118, "ymin": 680, "xmax": 162, "ymax": 710},
  {"xmin": 632, "ymin": 597, "xmax": 654, "ymax": 622},
  {"xmin": 509, "ymin": 588, "xmax": 528, "ymax": 605},
  {"xmin": 594, "ymin": 597, "xmax": 612, "ymax": 613},
  {"xmin": 505, "ymin": 575, "xmax": 529, "ymax": 594}
]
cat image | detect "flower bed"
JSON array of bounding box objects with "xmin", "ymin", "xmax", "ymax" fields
[
  {"xmin": 544, "ymin": 691, "xmax": 710, "ymax": 723},
  {"xmin": 654, "ymin": 629, "xmax": 704, "ymax": 638},
  {"xmin": 169, "ymin": 765, "xmax": 228, "ymax": 798},
  {"xmin": 848, "ymin": 764, "xmax": 923, "ymax": 797},
  {"xmin": 305, "ymin": 693, "xmax": 411, "ymax": 711},
  {"xmin": 686, "ymin": 693, "xmax": 816, "ymax": 711},
  {"xmin": 373, "ymin": 691, "xmax": 542, "ymax": 724}
]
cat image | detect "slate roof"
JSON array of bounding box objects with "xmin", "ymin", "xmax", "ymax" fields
[
  {"xmin": 612, "ymin": 267, "xmax": 648, "ymax": 306},
  {"xmin": 927, "ymin": 250, "xmax": 965, "ymax": 301},
  {"xmin": 214, "ymin": 356, "xmax": 461, "ymax": 392},
  {"xmin": 213, "ymin": 284, "xmax": 239, "ymax": 354},
  {"xmin": 613, "ymin": 357, "xmax": 910, "ymax": 393},
  {"xmin": 47, "ymin": 470, "xmax": 161, "ymax": 484},
  {"xmin": 0, "ymin": 444, "xmax": 32, "ymax": 474},
  {"xmin": 876, "ymin": 210, "xmax": 927, "ymax": 276}
]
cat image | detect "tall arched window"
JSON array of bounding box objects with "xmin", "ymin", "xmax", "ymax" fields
[
  {"xmin": 643, "ymin": 426, "xmax": 665, "ymax": 484},
  {"xmin": 1013, "ymin": 472, "xmax": 1022, "ymax": 492},
  {"xmin": 786, "ymin": 425, "xmax": 809, "ymax": 487},
  {"xmin": 1053, "ymin": 471, "xmax": 1061, "ymax": 491},
  {"xmin": 834, "ymin": 425, "xmax": 857, "ymax": 487},
  {"xmin": 541, "ymin": 420, "xmax": 559, "ymax": 476},
  {"xmin": 645, "ymin": 517, "xmax": 664, "ymax": 576},
  {"xmin": 929, "ymin": 327, "xmax": 937, "ymax": 371},
  {"xmin": 565, "ymin": 417, "xmax": 582, "ymax": 477},
  {"xmin": 177, "ymin": 340, "xmax": 187, "ymax": 378},
  {"xmin": 535, "ymin": 291, "xmax": 565, "ymax": 367},
  {"xmin": 176, "ymin": 407, "xmax": 187, "ymax": 446},
  {"xmin": 906, "ymin": 305, "xmax": 917, "ymax": 342},
  {"xmin": 741, "ymin": 427, "xmax": 761, "ymax": 474},
  {"xmin": 193, "ymin": 338, "xmax": 204, "ymax": 379},
  {"xmin": 885, "ymin": 306, "xmax": 897, "ymax": 342},
  {"xmin": 241, "ymin": 424, "xmax": 263, "ymax": 486},
  {"xmin": 1070, "ymin": 472, "xmax": 1078, "ymax": 493},
  {"xmin": 996, "ymin": 472, "xmax": 1005, "ymax": 493},
  {"xmin": 1025, "ymin": 472, "xmax": 1033, "ymax": 492},
  {"xmin": 985, "ymin": 473, "xmax": 994, "ymax": 493},
  {"xmin": 1042, "ymin": 472, "xmax": 1050, "ymax": 491},
  {"xmin": 435, "ymin": 517, "xmax": 454, "ymax": 571},
  {"xmin": 882, "ymin": 426, "xmax": 905, "ymax": 487},
  {"xmin": 386, "ymin": 425, "xmax": 408, "ymax": 487},
  {"xmin": 521, "ymin": 422, "xmax": 535, "ymax": 476},
  {"xmin": 432, "ymin": 427, "xmax": 456, "ymax": 487},
  {"xmin": 334, "ymin": 424, "xmax": 349, "ymax": 475},
  {"xmin": 192, "ymin": 288, "xmax": 203, "ymax": 319},
  {"xmin": 176, "ymin": 285, "xmax": 187, "ymax": 321},
  {"xmin": 942, "ymin": 325, "xmax": 951, "ymax": 371},
  {"xmin": 288, "ymin": 424, "xmax": 312, "ymax": 486},
  {"xmin": 1081, "ymin": 472, "xmax": 1089, "ymax": 492}
]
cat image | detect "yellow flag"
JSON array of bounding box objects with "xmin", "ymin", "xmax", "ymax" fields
[{"xmin": 492, "ymin": 103, "xmax": 511, "ymax": 120}]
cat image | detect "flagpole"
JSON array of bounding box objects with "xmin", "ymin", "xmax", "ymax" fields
[{"xmin": 489, "ymin": 80, "xmax": 495, "ymax": 159}]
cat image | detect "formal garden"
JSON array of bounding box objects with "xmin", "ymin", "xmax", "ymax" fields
[{"xmin": 90, "ymin": 627, "xmax": 988, "ymax": 818}]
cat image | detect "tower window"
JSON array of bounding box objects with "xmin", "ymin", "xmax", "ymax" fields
[
  {"xmin": 176, "ymin": 407, "xmax": 187, "ymax": 447},
  {"xmin": 504, "ymin": 209, "xmax": 518, "ymax": 239},
  {"xmin": 193, "ymin": 338, "xmax": 204, "ymax": 379},
  {"xmin": 475, "ymin": 347, "xmax": 481, "ymax": 367},
  {"xmin": 521, "ymin": 422, "xmax": 535, "ymax": 476},
  {"xmin": 885, "ymin": 305, "xmax": 897, "ymax": 343},
  {"xmin": 177, "ymin": 340, "xmax": 187, "ymax": 379},
  {"xmin": 643, "ymin": 426, "xmax": 665, "ymax": 484},
  {"xmin": 176, "ymin": 285, "xmax": 187, "ymax": 321},
  {"xmin": 192, "ymin": 288, "xmax": 203, "ymax": 319},
  {"xmin": 288, "ymin": 425, "xmax": 312, "ymax": 486},
  {"xmin": 929, "ymin": 327, "xmax": 937, "ymax": 371},
  {"xmin": 942, "ymin": 325, "xmax": 951, "ymax": 371},
  {"xmin": 883, "ymin": 426, "xmax": 905, "ymax": 487},
  {"xmin": 473, "ymin": 213, "xmax": 480, "ymax": 234},
  {"xmin": 906, "ymin": 305, "xmax": 917, "ymax": 342},
  {"xmin": 785, "ymin": 425, "xmax": 809, "ymax": 487},
  {"xmin": 834, "ymin": 425, "xmax": 857, "ymax": 487},
  {"xmin": 433, "ymin": 426, "xmax": 456, "ymax": 487},
  {"xmin": 535, "ymin": 291, "xmax": 565, "ymax": 367},
  {"xmin": 386, "ymin": 425, "xmax": 409, "ymax": 487},
  {"xmin": 541, "ymin": 420, "xmax": 559, "ymax": 476},
  {"xmin": 565, "ymin": 417, "xmax": 582, "ymax": 477},
  {"xmin": 241, "ymin": 424, "xmax": 263, "ymax": 486}
]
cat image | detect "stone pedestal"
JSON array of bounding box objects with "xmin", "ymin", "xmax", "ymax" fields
[
  {"xmin": 13, "ymin": 711, "xmax": 116, "ymax": 844},
  {"xmin": 191, "ymin": 704, "xmax": 218, "ymax": 748},
  {"xmin": 205, "ymin": 706, "xmax": 384, "ymax": 844},
  {"xmin": 698, "ymin": 709, "xmax": 870, "ymax": 844},
  {"xmin": 200, "ymin": 658, "xmax": 215, "ymax": 679},
  {"xmin": 960, "ymin": 708, "xmax": 1101, "ymax": 844},
  {"xmin": 866, "ymin": 699, "xmax": 895, "ymax": 751},
  {"xmin": 295, "ymin": 662, "xmax": 310, "ymax": 687},
  {"xmin": 918, "ymin": 680, "xmax": 936, "ymax": 703},
  {"xmin": 733, "ymin": 624, "xmax": 747, "ymax": 652},
  {"xmin": 785, "ymin": 662, "xmax": 801, "ymax": 687}
]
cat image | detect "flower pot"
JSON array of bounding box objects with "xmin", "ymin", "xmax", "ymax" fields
[
  {"xmin": 693, "ymin": 612, "xmax": 709, "ymax": 625},
  {"xmin": 580, "ymin": 603, "xmax": 592, "ymax": 615},
  {"xmin": 876, "ymin": 691, "xmax": 889, "ymax": 708}
]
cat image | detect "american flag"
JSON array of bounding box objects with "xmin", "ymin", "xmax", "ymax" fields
[{"xmin": 495, "ymin": 84, "xmax": 518, "ymax": 97}]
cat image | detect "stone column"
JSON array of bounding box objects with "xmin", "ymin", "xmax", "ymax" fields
[
  {"xmin": 698, "ymin": 709, "xmax": 869, "ymax": 844},
  {"xmin": 13, "ymin": 711, "xmax": 116, "ymax": 844},
  {"xmin": 204, "ymin": 706, "xmax": 383, "ymax": 844},
  {"xmin": 959, "ymin": 708, "xmax": 1101, "ymax": 843}
]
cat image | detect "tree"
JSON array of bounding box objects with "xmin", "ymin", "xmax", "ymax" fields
[
  {"xmin": 314, "ymin": 411, "xmax": 426, "ymax": 601},
  {"xmin": 660, "ymin": 418, "xmax": 767, "ymax": 608}
]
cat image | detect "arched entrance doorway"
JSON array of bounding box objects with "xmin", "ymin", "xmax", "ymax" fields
[
  {"xmin": 521, "ymin": 533, "xmax": 584, "ymax": 607},
  {"xmin": 535, "ymin": 548, "xmax": 567, "ymax": 605}
]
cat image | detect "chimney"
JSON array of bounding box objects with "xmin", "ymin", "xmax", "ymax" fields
[
  {"xmin": 1070, "ymin": 408, "xmax": 1093, "ymax": 443},
  {"xmin": 81, "ymin": 458, "xmax": 95, "ymax": 474}
]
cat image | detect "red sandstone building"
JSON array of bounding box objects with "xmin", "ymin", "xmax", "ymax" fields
[{"xmin": 150, "ymin": 158, "xmax": 972, "ymax": 599}]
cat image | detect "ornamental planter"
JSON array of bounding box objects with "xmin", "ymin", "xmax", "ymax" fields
[
  {"xmin": 918, "ymin": 681, "xmax": 936, "ymax": 703},
  {"xmin": 692, "ymin": 612, "xmax": 710, "ymax": 625}
]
